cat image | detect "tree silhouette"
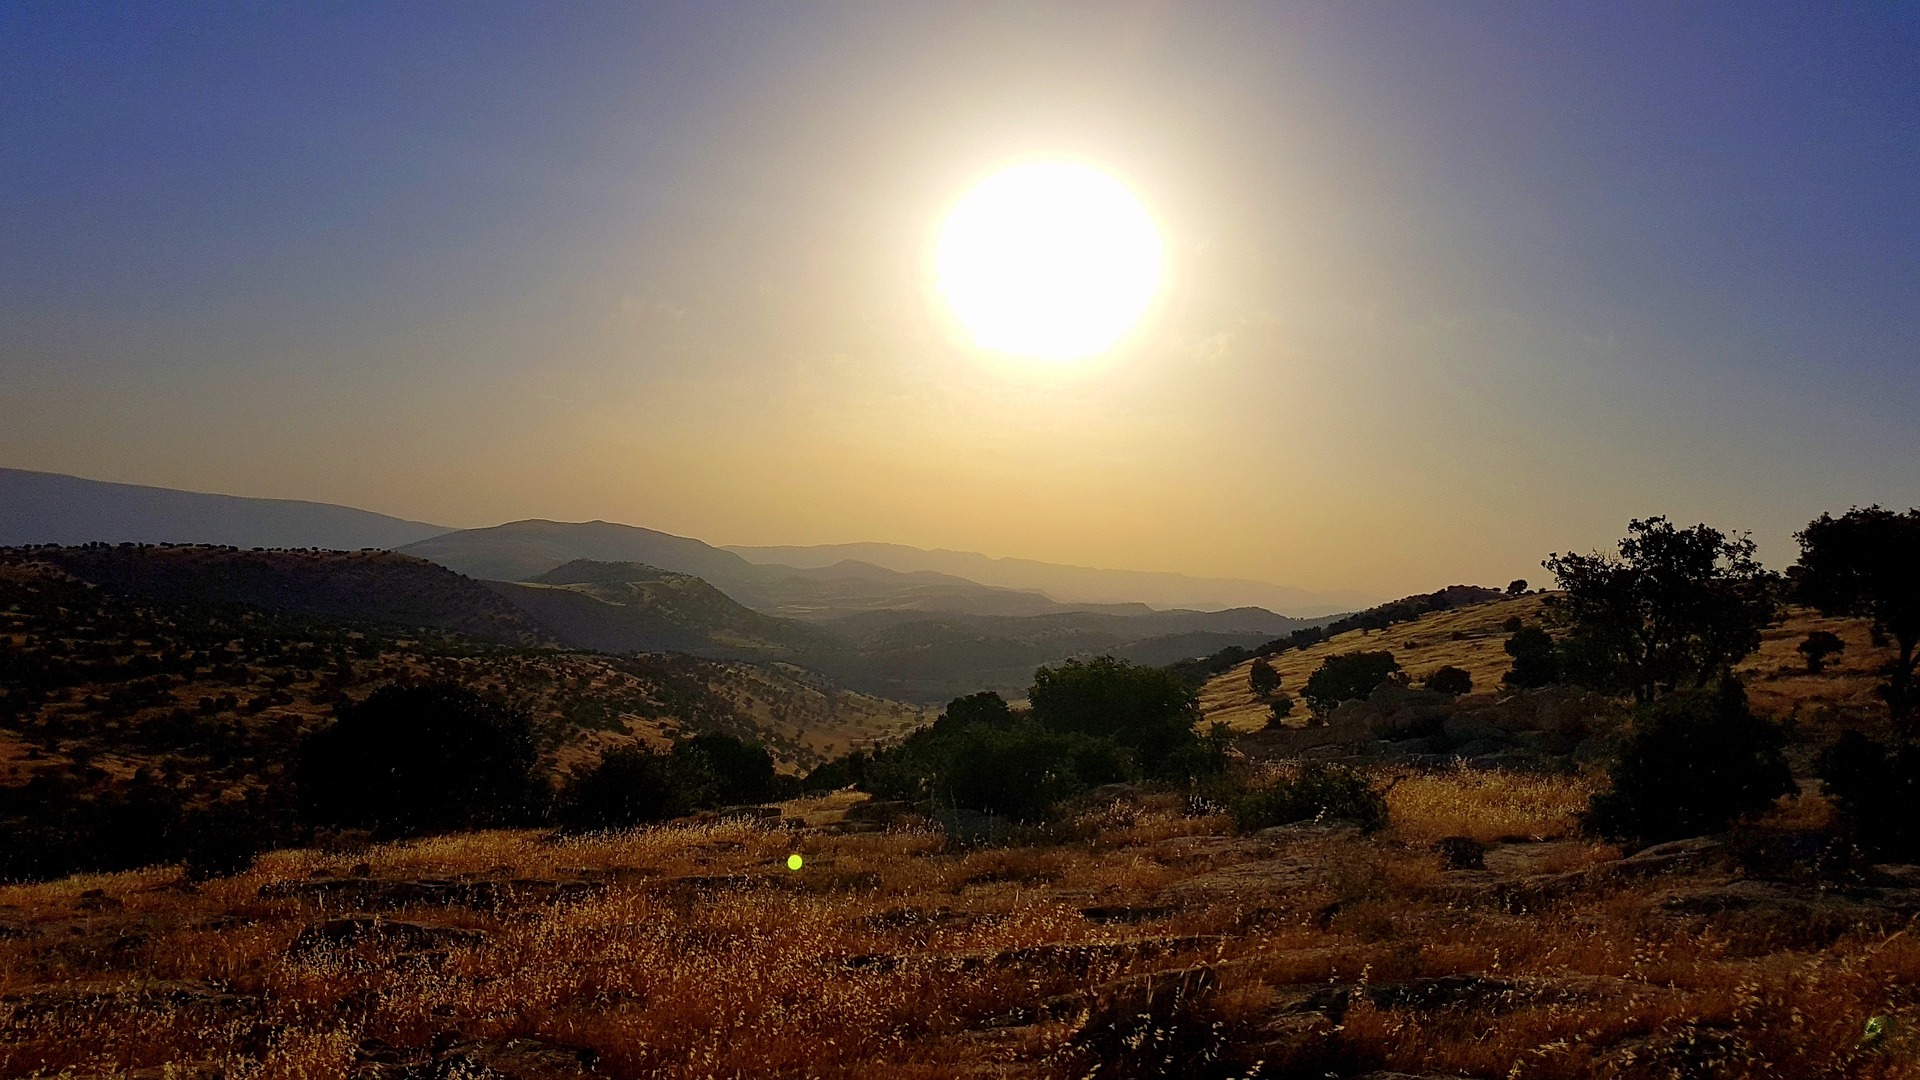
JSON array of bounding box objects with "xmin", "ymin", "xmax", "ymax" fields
[{"xmin": 1795, "ymin": 507, "xmax": 1920, "ymax": 725}]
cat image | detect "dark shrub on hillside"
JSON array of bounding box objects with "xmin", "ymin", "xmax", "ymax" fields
[
  {"xmin": 1502, "ymin": 626, "xmax": 1559, "ymax": 688},
  {"xmin": 1585, "ymin": 681, "xmax": 1797, "ymax": 845},
  {"xmin": 559, "ymin": 747, "xmax": 703, "ymax": 830},
  {"xmin": 1266, "ymin": 694, "xmax": 1296, "ymax": 725},
  {"xmin": 1796, "ymin": 631, "xmax": 1845, "ymax": 674},
  {"xmin": 1302, "ymin": 651, "xmax": 1400, "ymax": 714},
  {"xmin": 1423, "ymin": 665, "xmax": 1473, "ymax": 696},
  {"xmin": 673, "ymin": 733, "xmax": 779, "ymax": 806},
  {"xmin": 296, "ymin": 683, "xmax": 541, "ymax": 835},
  {"xmin": 1029, "ymin": 656, "xmax": 1202, "ymax": 774},
  {"xmin": 1248, "ymin": 657, "xmax": 1281, "ymax": 697},
  {"xmin": 938, "ymin": 725, "xmax": 1130, "ymax": 821},
  {"xmin": 1230, "ymin": 764, "xmax": 1388, "ymax": 833},
  {"xmin": 1816, "ymin": 732, "xmax": 1920, "ymax": 860}
]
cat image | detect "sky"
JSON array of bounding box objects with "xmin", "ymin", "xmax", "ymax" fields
[{"xmin": 3, "ymin": 2, "xmax": 1916, "ymax": 599}]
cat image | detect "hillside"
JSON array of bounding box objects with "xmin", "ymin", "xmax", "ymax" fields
[
  {"xmin": 493, "ymin": 560, "xmax": 840, "ymax": 657},
  {"xmin": 25, "ymin": 544, "xmax": 549, "ymax": 646},
  {"xmin": 726, "ymin": 540, "xmax": 1377, "ymax": 616},
  {"xmin": 0, "ymin": 469, "xmax": 447, "ymax": 550},
  {"xmin": 1200, "ymin": 592, "xmax": 1895, "ymax": 733}
]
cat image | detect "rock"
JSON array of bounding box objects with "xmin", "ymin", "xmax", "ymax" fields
[
  {"xmin": 286, "ymin": 917, "xmax": 486, "ymax": 960},
  {"xmin": 433, "ymin": 1036, "xmax": 600, "ymax": 1079},
  {"xmin": 1656, "ymin": 879, "xmax": 1920, "ymax": 950},
  {"xmin": 1079, "ymin": 904, "xmax": 1177, "ymax": 924},
  {"xmin": 1435, "ymin": 836, "xmax": 1487, "ymax": 871},
  {"xmin": 1442, "ymin": 714, "xmax": 1504, "ymax": 743}
]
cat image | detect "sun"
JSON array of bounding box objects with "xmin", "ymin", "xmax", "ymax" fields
[{"xmin": 935, "ymin": 161, "xmax": 1163, "ymax": 361}]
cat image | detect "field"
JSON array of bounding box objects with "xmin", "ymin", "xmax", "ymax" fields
[
  {"xmin": 3, "ymin": 768, "xmax": 1917, "ymax": 1079},
  {"xmin": 1200, "ymin": 593, "xmax": 1898, "ymax": 735}
]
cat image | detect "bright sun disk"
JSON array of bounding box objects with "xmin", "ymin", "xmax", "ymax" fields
[{"xmin": 935, "ymin": 161, "xmax": 1163, "ymax": 361}]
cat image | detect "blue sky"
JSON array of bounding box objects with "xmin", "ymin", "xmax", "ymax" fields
[{"xmin": 2, "ymin": 3, "xmax": 1915, "ymax": 596}]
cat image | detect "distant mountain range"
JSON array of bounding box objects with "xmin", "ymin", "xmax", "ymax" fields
[
  {"xmin": 0, "ymin": 468, "xmax": 449, "ymax": 551},
  {"xmin": 727, "ymin": 542, "xmax": 1376, "ymax": 617},
  {"xmin": 0, "ymin": 470, "xmax": 1349, "ymax": 698}
]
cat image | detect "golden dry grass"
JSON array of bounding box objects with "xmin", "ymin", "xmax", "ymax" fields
[
  {"xmin": 2, "ymin": 770, "xmax": 1916, "ymax": 1078},
  {"xmin": 1201, "ymin": 595, "xmax": 1894, "ymax": 734}
]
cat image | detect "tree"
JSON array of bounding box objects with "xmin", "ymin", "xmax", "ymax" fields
[
  {"xmin": 671, "ymin": 733, "xmax": 778, "ymax": 806},
  {"xmin": 1266, "ymin": 694, "xmax": 1296, "ymax": 726},
  {"xmin": 1029, "ymin": 656, "xmax": 1201, "ymax": 767},
  {"xmin": 297, "ymin": 683, "xmax": 540, "ymax": 835},
  {"xmin": 1796, "ymin": 631, "xmax": 1845, "ymax": 675},
  {"xmin": 559, "ymin": 747, "xmax": 701, "ymax": 830},
  {"xmin": 1585, "ymin": 680, "xmax": 1796, "ymax": 844},
  {"xmin": 1794, "ymin": 507, "xmax": 1920, "ymax": 725},
  {"xmin": 1817, "ymin": 731, "xmax": 1920, "ymax": 860},
  {"xmin": 1543, "ymin": 517, "xmax": 1778, "ymax": 703},
  {"xmin": 1502, "ymin": 626, "xmax": 1558, "ymax": 688},
  {"xmin": 1423, "ymin": 665, "xmax": 1473, "ymax": 696},
  {"xmin": 1302, "ymin": 651, "xmax": 1400, "ymax": 714},
  {"xmin": 1506, "ymin": 579, "xmax": 1530, "ymax": 596},
  {"xmin": 1248, "ymin": 657, "xmax": 1281, "ymax": 698}
]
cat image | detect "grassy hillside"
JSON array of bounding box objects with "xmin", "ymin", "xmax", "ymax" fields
[
  {"xmin": 1200, "ymin": 592, "xmax": 1895, "ymax": 733},
  {"xmin": 0, "ymin": 775, "xmax": 1904, "ymax": 1077},
  {"xmin": 497, "ymin": 559, "xmax": 839, "ymax": 656}
]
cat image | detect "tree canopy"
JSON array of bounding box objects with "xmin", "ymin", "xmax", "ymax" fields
[
  {"xmin": 1794, "ymin": 507, "xmax": 1920, "ymax": 724},
  {"xmin": 1544, "ymin": 517, "xmax": 1777, "ymax": 703}
]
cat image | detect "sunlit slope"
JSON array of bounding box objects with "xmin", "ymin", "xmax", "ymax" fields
[{"xmin": 1201, "ymin": 593, "xmax": 1893, "ymax": 733}]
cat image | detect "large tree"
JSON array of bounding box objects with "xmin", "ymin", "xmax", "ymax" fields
[
  {"xmin": 1794, "ymin": 507, "xmax": 1920, "ymax": 725},
  {"xmin": 1543, "ymin": 517, "xmax": 1778, "ymax": 703}
]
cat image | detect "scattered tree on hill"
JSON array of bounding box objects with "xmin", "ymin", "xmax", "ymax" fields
[
  {"xmin": 1248, "ymin": 657, "xmax": 1281, "ymax": 698},
  {"xmin": 1267, "ymin": 694, "xmax": 1296, "ymax": 725},
  {"xmin": 1544, "ymin": 517, "xmax": 1779, "ymax": 704},
  {"xmin": 296, "ymin": 682, "xmax": 541, "ymax": 835},
  {"xmin": 1816, "ymin": 731, "xmax": 1920, "ymax": 860},
  {"xmin": 1502, "ymin": 625, "xmax": 1559, "ymax": 689},
  {"xmin": 1028, "ymin": 656, "xmax": 1201, "ymax": 769},
  {"xmin": 1423, "ymin": 665, "xmax": 1473, "ymax": 696},
  {"xmin": 1585, "ymin": 680, "xmax": 1796, "ymax": 844},
  {"xmin": 1794, "ymin": 507, "xmax": 1920, "ymax": 725},
  {"xmin": 1796, "ymin": 630, "xmax": 1846, "ymax": 675},
  {"xmin": 1507, "ymin": 579, "xmax": 1529, "ymax": 596},
  {"xmin": 1302, "ymin": 651, "xmax": 1400, "ymax": 715}
]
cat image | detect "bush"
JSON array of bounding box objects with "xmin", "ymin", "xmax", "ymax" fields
[
  {"xmin": 673, "ymin": 733, "xmax": 779, "ymax": 806},
  {"xmin": 1815, "ymin": 732, "xmax": 1920, "ymax": 860},
  {"xmin": 1266, "ymin": 694, "xmax": 1296, "ymax": 725},
  {"xmin": 559, "ymin": 746, "xmax": 703, "ymax": 830},
  {"xmin": 1423, "ymin": 665, "xmax": 1473, "ymax": 695},
  {"xmin": 1797, "ymin": 630, "xmax": 1845, "ymax": 674},
  {"xmin": 1029, "ymin": 656, "xmax": 1203, "ymax": 775},
  {"xmin": 1502, "ymin": 625, "xmax": 1559, "ymax": 688},
  {"xmin": 296, "ymin": 683, "xmax": 541, "ymax": 835},
  {"xmin": 937, "ymin": 724, "xmax": 1130, "ymax": 821},
  {"xmin": 1248, "ymin": 657, "xmax": 1280, "ymax": 697},
  {"xmin": 1585, "ymin": 681, "xmax": 1797, "ymax": 845},
  {"xmin": 1230, "ymin": 764, "xmax": 1388, "ymax": 833},
  {"xmin": 1302, "ymin": 651, "xmax": 1400, "ymax": 713}
]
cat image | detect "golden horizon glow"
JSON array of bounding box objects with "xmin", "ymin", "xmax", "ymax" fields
[{"xmin": 935, "ymin": 161, "xmax": 1163, "ymax": 361}]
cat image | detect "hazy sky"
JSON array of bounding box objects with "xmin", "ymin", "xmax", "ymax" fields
[{"xmin": 4, "ymin": 3, "xmax": 1916, "ymax": 598}]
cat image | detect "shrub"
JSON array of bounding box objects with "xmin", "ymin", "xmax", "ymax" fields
[
  {"xmin": 559, "ymin": 747, "xmax": 702, "ymax": 830},
  {"xmin": 1231, "ymin": 763, "xmax": 1388, "ymax": 833},
  {"xmin": 296, "ymin": 682, "xmax": 540, "ymax": 835},
  {"xmin": 1815, "ymin": 732, "xmax": 1920, "ymax": 860},
  {"xmin": 1796, "ymin": 630, "xmax": 1845, "ymax": 674},
  {"xmin": 1585, "ymin": 681, "xmax": 1797, "ymax": 845},
  {"xmin": 1029, "ymin": 656, "xmax": 1202, "ymax": 775},
  {"xmin": 1248, "ymin": 657, "xmax": 1281, "ymax": 697},
  {"xmin": 1302, "ymin": 651, "xmax": 1399, "ymax": 714},
  {"xmin": 1502, "ymin": 625, "xmax": 1559, "ymax": 688},
  {"xmin": 937, "ymin": 724, "xmax": 1130, "ymax": 821},
  {"xmin": 1423, "ymin": 665, "xmax": 1473, "ymax": 695},
  {"xmin": 1507, "ymin": 579, "xmax": 1529, "ymax": 596},
  {"xmin": 1266, "ymin": 694, "xmax": 1296, "ymax": 725},
  {"xmin": 673, "ymin": 733, "xmax": 778, "ymax": 806}
]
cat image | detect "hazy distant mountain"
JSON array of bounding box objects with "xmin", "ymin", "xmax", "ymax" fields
[
  {"xmin": 399, "ymin": 519, "xmax": 1173, "ymax": 621},
  {"xmin": 0, "ymin": 469, "xmax": 447, "ymax": 551},
  {"xmin": 724, "ymin": 541, "xmax": 1374, "ymax": 617},
  {"xmin": 489, "ymin": 560, "xmax": 838, "ymax": 657}
]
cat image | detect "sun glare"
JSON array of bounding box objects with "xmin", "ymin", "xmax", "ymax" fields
[{"xmin": 935, "ymin": 161, "xmax": 1163, "ymax": 361}]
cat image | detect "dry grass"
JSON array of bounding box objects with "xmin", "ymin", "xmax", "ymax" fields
[
  {"xmin": 1201, "ymin": 595, "xmax": 1896, "ymax": 734},
  {"xmin": 2, "ymin": 768, "xmax": 1917, "ymax": 1078}
]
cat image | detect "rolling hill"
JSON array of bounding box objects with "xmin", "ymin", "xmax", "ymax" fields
[
  {"xmin": 0, "ymin": 469, "xmax": 448, "ymax": 550},
  {"xmin": 490, "ymin": 560, "xmax": 838, "ymax": 657}
]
